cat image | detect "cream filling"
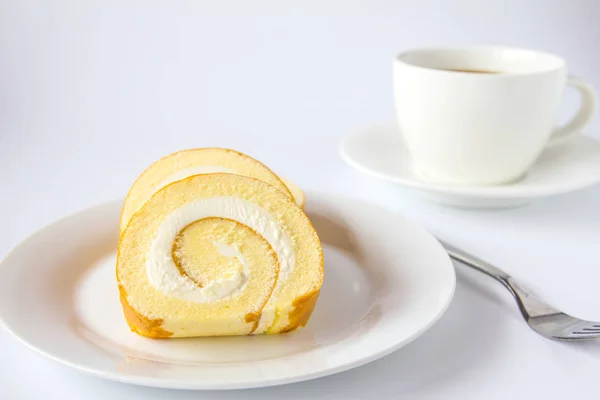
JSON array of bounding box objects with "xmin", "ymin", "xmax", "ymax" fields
[{"xmin": 146, "ymin": 197, "xmax": 294, "ymax": 304}]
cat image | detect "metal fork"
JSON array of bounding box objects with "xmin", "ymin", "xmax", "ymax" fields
[{"xmin": 441, "ymin": 240, "xmax": 600, "ymax": 341}]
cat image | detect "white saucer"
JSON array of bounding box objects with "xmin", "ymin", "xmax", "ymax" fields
[
  {"xmin": 340, "ymin": 124, "xmax": 600, "ymax": 208},
  {"xmin": 0, "ymin": 192, "xmax": 455, "ymax": 390}
]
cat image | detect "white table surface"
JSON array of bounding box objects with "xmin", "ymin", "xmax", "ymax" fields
[{"xmin": 1, "ymin": 1, "xmax": 600, "ymax": 398}]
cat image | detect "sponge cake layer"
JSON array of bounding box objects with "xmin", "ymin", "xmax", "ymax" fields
[{"xmin": 117, "ymin": 173, "xmax": 323, "ymax": 338}]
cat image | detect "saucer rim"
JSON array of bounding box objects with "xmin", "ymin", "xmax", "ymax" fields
[{"xmin": 340, "ymin": 125, "xmax": 600, "ymax": 199}]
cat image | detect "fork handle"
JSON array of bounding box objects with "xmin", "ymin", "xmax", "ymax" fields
[
  {"xmin": 438, "ymin": 240, "xmax": 511, "ymax": 283},
  {"xmin": 439, "ymin": 240, "xmax": 560, "ymax": 318}
]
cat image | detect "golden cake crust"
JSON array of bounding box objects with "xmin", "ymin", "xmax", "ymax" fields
[
  {"xmin": 118, "ymin": 285, "xmax": 173, "ymax": 338},
  {"xmin": 281, "ymin": 288, "xmax": 321, "ymax": 333}
]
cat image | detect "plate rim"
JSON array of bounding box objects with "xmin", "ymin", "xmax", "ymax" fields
[{"xmin": 0, "ymin": 192, "xmax": 456, "ymax": 390}]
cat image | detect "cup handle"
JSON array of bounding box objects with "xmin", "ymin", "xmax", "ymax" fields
[{"xmin": 547, "ymin": 76, "xmax": 597, "ymax": 147}]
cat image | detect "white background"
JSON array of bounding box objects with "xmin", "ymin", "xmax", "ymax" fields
[{"xmin": 1, "ymin": 0, "xmax": 600, "ymax": 398}]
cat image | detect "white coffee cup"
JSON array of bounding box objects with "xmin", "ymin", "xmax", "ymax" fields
[{"xmin": 394, "ymin": 46, "xmax": 597, "ymax": 185}]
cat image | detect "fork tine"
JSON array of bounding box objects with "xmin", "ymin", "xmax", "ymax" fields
[{"xmin": 567, "ymin": 321, "xmax": 600, "ymax": 336}]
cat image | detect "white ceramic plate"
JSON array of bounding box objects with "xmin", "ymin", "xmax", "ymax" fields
[
  {"xmin": 340, "ymin": 124, "xmax": 600, "ymax": 208},
  {"xmin": 0, "ymin": 192, "xmax": 455, "ymax": 390}
]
